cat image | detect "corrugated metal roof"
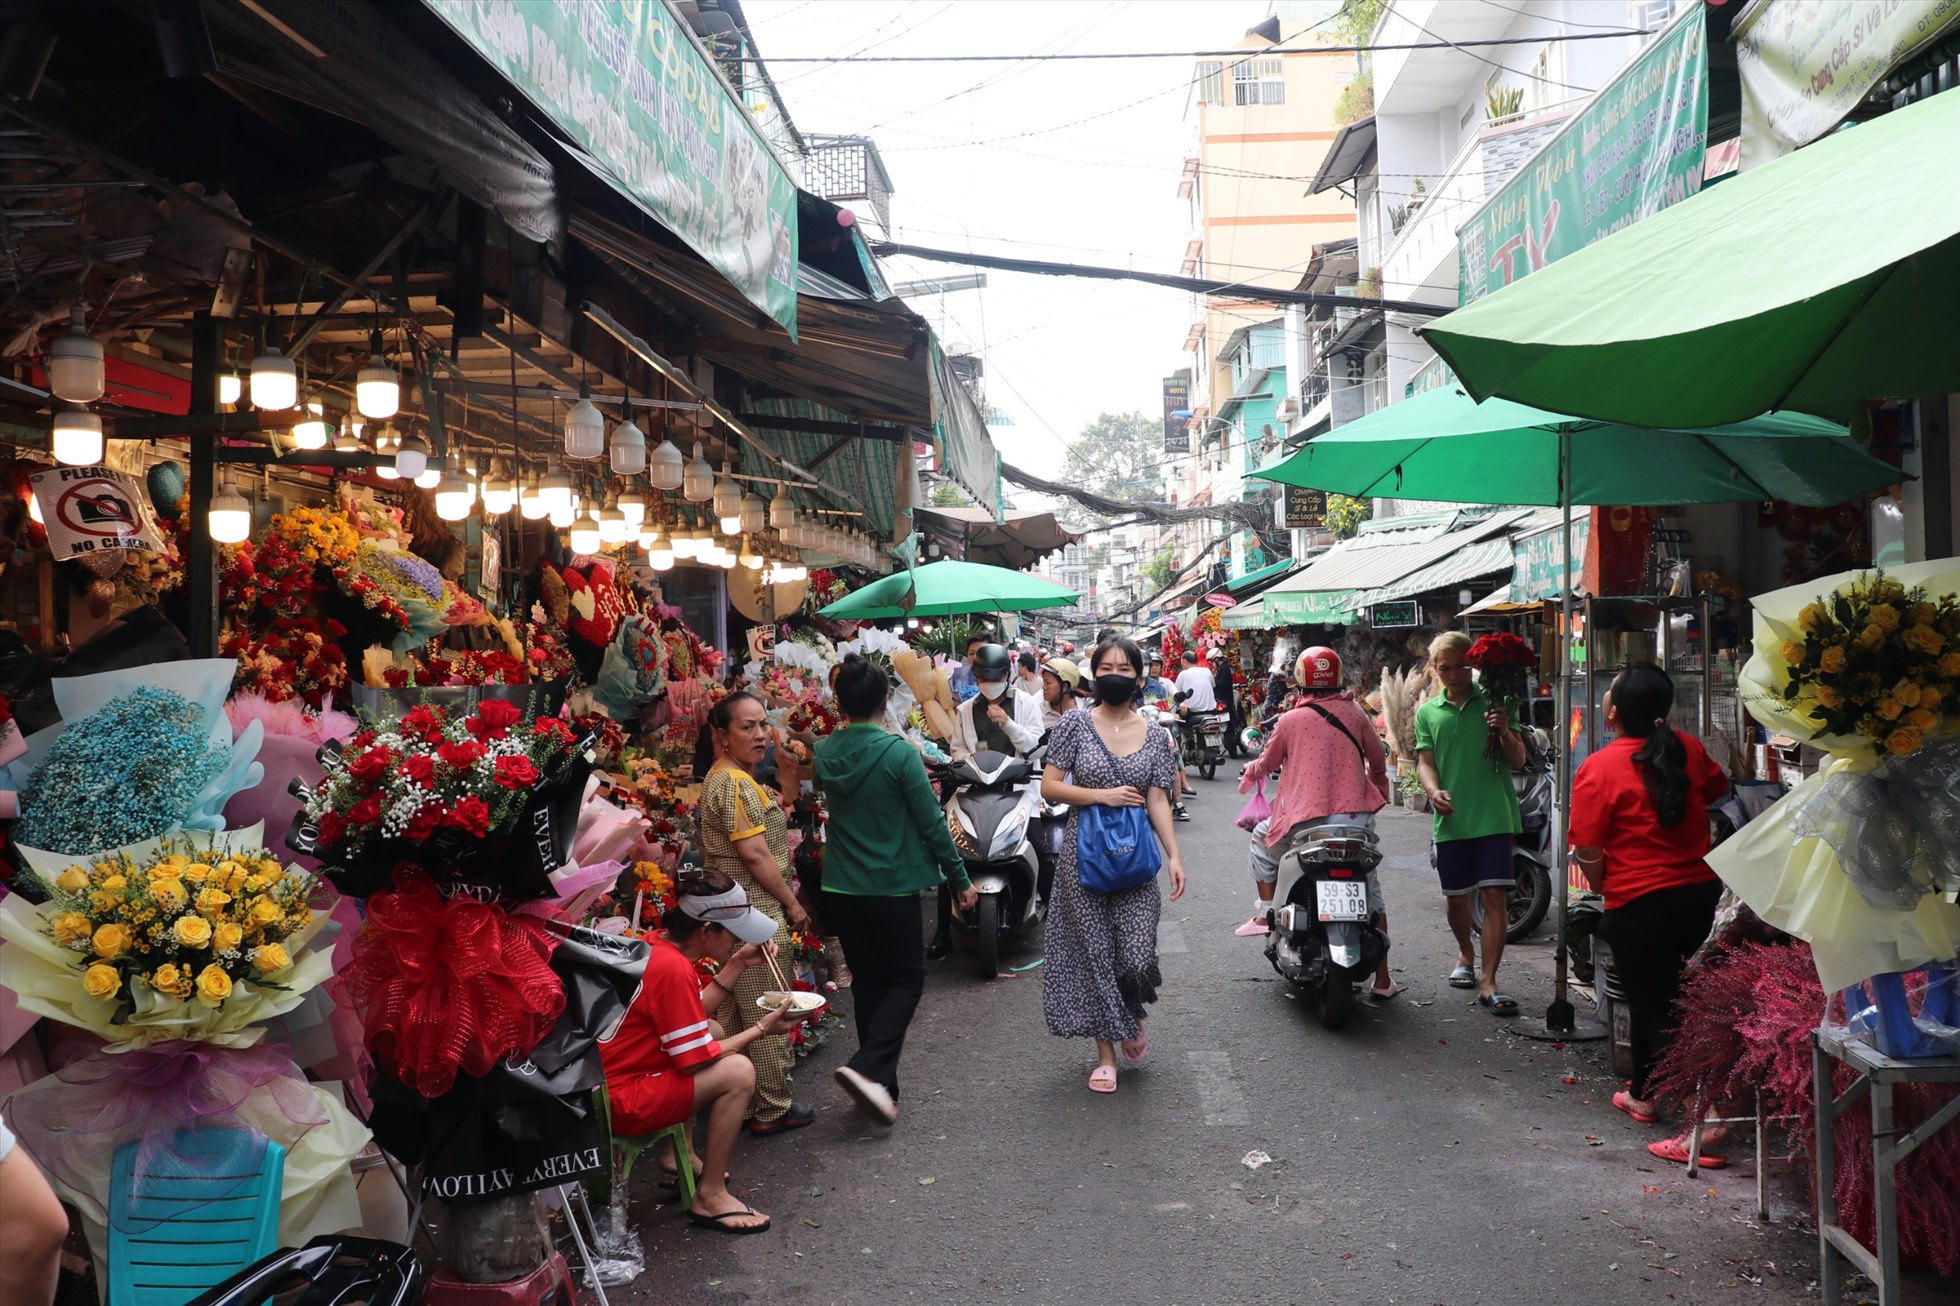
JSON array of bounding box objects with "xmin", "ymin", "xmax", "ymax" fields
[
  {"xmin": 1260, "ymin": 508, "xmax": 1534, "ymax": 601},
  {"xmin": 1343, "ymin": 536, "xmax": 1515, "ymax": 610}
]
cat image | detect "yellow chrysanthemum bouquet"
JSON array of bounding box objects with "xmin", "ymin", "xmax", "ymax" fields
[{"xmin": 1773, "ymin": 571, "xmax": 1960, "ymax": 758}]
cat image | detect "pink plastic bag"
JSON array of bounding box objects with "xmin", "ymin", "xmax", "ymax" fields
[{"xmin": 1235, "ymin": 777, "xmax": 1270, "ymax": 832}]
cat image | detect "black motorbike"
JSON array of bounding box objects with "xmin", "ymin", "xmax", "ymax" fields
[
  {"xmin": 1263, "ymin": 821, "xmax": 1389, "ymax": 1030},
  {"xmin": 1171, "ymin": 690, "xmax": 1230, "ymax": 780},
  {"xmin": 936, "ymin": 749, "xmax": 1053, "ymax": 978}
]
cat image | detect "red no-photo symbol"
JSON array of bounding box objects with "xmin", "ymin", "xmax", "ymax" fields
[{"xmin": 54, "ymin": 479, "xmax": 141, "ymax": 537}]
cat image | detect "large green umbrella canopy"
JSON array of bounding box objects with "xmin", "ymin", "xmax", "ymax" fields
[
  {"xmin": 1421, "ymin": 86, "xmax": 1960, "ymax": 429},
  {"xmin": 817, "ymin": 558, "xmax": 1079, "ymax": 619},
  {"xmin": 1255, "ymin": 386, "xmax": 1904, "ymax": 509}
]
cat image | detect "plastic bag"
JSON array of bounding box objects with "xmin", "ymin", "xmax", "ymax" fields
[
  {"xmin": 1838, "ymin": 964, "xmax": 1960, "ymax": 1060},
  {"xmin": 1235, "ymin": 777, "xmax": 1270, "ymax": 832}
]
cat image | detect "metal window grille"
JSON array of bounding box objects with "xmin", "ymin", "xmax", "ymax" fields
[
  {"xmin": 1195, "ymin": 61, "xmax": 1226, "ymax": 106},
  {"xmin": 804, "ymin": 137, "xmax": 892, "ymax": 231},
  {"xmin": 1234, "ymin": 59, "xmax": 1285, "ymax": 106}
]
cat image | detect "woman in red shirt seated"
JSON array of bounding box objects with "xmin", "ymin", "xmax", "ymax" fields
[
  {"xmin": 601, "ymin": 868, "xmax": 814, "ymax": 1234},
  {"xmin": 1568, "ymin": 664, "xmax": 1730, "ymax": 1165}
]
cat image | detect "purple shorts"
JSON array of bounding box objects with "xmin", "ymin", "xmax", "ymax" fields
[{"xmin": 1433, "ymin": 832, "xmax": 1516, "ymax": 897}]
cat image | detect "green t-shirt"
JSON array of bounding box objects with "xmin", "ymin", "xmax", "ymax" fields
[{"xmin": 1414, "ymin": 687, "xmax": 1522, "ymax": 843}]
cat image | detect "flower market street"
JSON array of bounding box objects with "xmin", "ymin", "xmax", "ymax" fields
[{"xmin": 611, "ymin": 795, "xmax": 1847, "ymax": 1306}]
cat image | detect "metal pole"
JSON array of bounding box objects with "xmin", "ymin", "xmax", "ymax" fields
[{"xmin": 187, "ymin": 312, "xmax": 220, "ymax": 660}]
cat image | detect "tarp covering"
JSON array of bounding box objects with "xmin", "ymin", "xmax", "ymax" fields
[{"xmin": 929, "ymin": 339, "xmax": 1002, "ymax": 515}]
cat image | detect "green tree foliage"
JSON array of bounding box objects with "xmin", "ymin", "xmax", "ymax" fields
[
  {"xmin": 928, "ymin": 482, "xmax": 969, "ymax": 508},
  {"xmin": 1326, "ymin": 493, "xmax": 1373, "ymax": 540},
  {"xmin": 1139, "ymin": 547, "xmax": 1174, "ymax": 593},
  {"xmin": 1056, "ymin": 412, "xmax": 1166, "ymax": 526}
]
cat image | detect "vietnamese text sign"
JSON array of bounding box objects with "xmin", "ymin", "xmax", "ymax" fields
[
  {"xmin": 1459, "ymin": 6, "xmax": 1707, "ymax": 304},
  {"xmin": 1162, "ymin": 372, "xmax": 1191, "ymax": 452},
  {"xmin": 1734, "ymin": 0, "xmax": 1960, "ymax": 170},
  {"xmin": 29, "ymin": 467, "xmax": 165, "ymax": 560},
  {"xmin": 1511, "ymin": 516, "xmax": 1592, "ymax": 601},
  {"xmin": 1282, "ymin": 484, "xmax": 1328, "ymax": 530},
  {"xmin": 424, "ymin": 0, "xmax": 799, "ymax": 334}
]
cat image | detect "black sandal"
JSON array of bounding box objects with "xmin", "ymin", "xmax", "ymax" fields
[
  {"xmin": 688, "ymin": 1204, "xmax": 772, "ymax": 1235},
  {"xmin": 1478, "ymin": 992, "xmax": 1519, "ymax": 1017}
]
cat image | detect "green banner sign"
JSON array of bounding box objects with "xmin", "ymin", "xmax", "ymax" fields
[
  {"xmin": 1458, "ymin": 7, "xmax": 1707, "ymax": 305},
  {"xmin": 1262, "ymin": 588, "xmax": 1359, "ymax": 627},
  {"xmin": 425, "ymin": 0, "xmax": 799, "ymax": 335},
  {"xmin": 1511, "ymin": 516, "xmax": 1591, "ymax": 601}
]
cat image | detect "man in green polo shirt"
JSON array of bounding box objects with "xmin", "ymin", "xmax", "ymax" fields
[{"xmin": 1415, "ymin": 630, "xmax": 1526, "ymax": 1016}]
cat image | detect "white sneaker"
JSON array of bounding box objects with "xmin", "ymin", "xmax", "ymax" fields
[{"xmin": 834, "ymin": 1066, "xmax": 897, "ymax": 1124}]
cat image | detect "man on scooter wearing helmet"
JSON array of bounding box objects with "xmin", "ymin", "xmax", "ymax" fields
[
  {"xmin": 1236, "ymin": 646, "xmax": 1399, "ymax": 997},
  {"xmin": 934, "ymin": 643, "xmax": 1053, "ymax": 958}
]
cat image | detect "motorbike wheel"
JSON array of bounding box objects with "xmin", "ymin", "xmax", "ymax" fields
[
  {"xmin": 1471, "ymin": 858, "xmax": 1553, "ymax": 943},
  {"xmin": 1317, "ymin": 975, "xmax": 1353, "ymax": 1030},
  {"xmin": 975, "ymin": 893, "xmax": 1000, "ymax": 979},
  {"xmin": 1199, "ymin": 758, "xmax": 1217, "ymax": 781}
]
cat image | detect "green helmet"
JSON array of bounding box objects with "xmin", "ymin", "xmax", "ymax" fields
[{"xmin": 973, "ymin": 643, "xmax": 1013, "ymax": 682}]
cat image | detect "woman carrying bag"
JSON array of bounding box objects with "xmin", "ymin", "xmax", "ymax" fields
[{"xmin": 1039, "ymin": 636, "xmax": 1187, "ymax": 1094}]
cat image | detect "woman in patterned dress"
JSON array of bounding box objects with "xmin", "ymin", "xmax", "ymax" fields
[
  {"xmin": 697, "ymin": 691, "xmax": 815, "ymax": 1134},
  {"xmin": 1040, "ymin": 636, "xmax": 1188, "ymax": 1093}
]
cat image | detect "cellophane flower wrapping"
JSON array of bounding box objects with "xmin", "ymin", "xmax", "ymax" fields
[
  {"xmin": 1710, "ymin": 560, "xmax": 1960, "ymax": 993},
  {"xmin": 6, "ymin": 661, "xmax": 265, "ymax": 859},
  {"xmin": 0, "ymin": 824, "xmax": 334, "ymax": 1049},
  {"xmin": 295, "ymin": 697, "xmax": 593, "ymax": 900}
]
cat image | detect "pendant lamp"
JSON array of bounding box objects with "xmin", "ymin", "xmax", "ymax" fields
[
  {"xmin": 249, "ymin": 345, "xmax": 297, "ymax": 411},
  {"xmin": 739, "ymin": 491, "xmax": 768, "ymax": 534},
  {"xmin": 609, "ymin": 414, "xmax": 647, "ymax": 475},
  {"xmin": 51, "ymin": 407, "xmax": 103, "ymax": 466},
  {"xmin": 48, "ymin": 307, "xmax": 104, "ymax": 404},
  {"xmin": 434, "ymin": 472, "xmax": 473, "ymax": 521},
  {"xmin": 356, "ymin": 330, "xmax": 400, "ymax": 419},
  {"xmin": 568, "ymin": 512, "xmax": 602, "ymax": 555},
  {"xmin": 394, "ymin": 431, "xmax": 429, "ymax": 479},
  {"xmin": 208, "ymin": 479, "xmax": 252, "ymax": 543},
  {"xmin": 564, "ymin": 383, "xmax": 605, "ymax": 458},
  {"xmin": 683, "ymin": 441, "xmax": 714, "ymax": 501},
  {"xmin": 648, "ymin": 432, "xmax": 685, "ymax": 491}
]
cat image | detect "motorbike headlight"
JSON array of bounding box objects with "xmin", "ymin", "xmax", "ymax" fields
[{"xmin": 988, "ymin": 809, "xmax": 1030, "ymax": 860}]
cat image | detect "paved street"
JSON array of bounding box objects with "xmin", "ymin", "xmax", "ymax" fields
[{"xmin": 613, "ymin": 783, "xmax": 1844, "ymax": 1306}]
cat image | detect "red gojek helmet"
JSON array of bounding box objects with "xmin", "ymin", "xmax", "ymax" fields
[{"xmin": 1296, "ymin": 646, "xmax": 1342, "ymax": 690}]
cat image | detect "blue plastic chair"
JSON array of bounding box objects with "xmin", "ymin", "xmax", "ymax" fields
[{"xmin": 108, "ymin": 1127, "xmax": 286, "ymax": 1306}]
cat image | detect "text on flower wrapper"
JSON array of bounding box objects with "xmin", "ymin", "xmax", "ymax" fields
[{"xmin": 421, "ymin": 1168, "xmax": 517, "ymax": 1200}]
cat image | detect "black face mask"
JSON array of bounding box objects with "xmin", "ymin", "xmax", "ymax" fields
[{"xmin": 1094, "ymin": 673, "xmax": 1138, "ymax": 705}]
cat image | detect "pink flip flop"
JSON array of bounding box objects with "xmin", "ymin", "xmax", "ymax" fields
[
  {"xmin": 1369, "ymin": 979, "xmax": 1403, "ymax": 1000},
  {"xmin": 1233, "ymin": 918, "xmax": 1270, "ymax": 937},
  {"xmin": 1088, "ymin": 1065, "xmax": 1117, "ymax": 1093},
  {"xmin": 1119, "ymin": 1031, "xmax": 1149, "ymax": 1066}
]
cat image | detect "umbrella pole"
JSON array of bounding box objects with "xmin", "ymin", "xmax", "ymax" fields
[{"xmin": 1518, "ymin": 427, "xmax": 1604, "ymax": 1042}]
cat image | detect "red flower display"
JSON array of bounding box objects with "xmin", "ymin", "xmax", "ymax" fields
[{"xmin": 1465, "ymin": 631, "xmax": 1537, "ymax": 765}]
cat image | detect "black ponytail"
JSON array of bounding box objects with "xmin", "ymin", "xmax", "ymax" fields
[{"xmin": 1612, "ymin": 663, "xmax": 1689, "ymax": 827}]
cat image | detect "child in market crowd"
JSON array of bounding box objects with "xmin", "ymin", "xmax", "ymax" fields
[{"xmin": 600, "ymin": 870, "xmax": 818, "ymax": 1236}]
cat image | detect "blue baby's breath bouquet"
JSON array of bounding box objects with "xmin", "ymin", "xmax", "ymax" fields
[{"xmin": 15, "ymin": 687, "xmax": 228, "ymax": 855}]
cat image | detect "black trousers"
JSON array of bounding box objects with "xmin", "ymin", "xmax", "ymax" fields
[
  {"xmin": 820, "ymin": 889, "xmax": 928, "ymax": 1098},
  {"xmin": 1597, "ymin": 878, "xmax": 1723, "ymax": 1099}
]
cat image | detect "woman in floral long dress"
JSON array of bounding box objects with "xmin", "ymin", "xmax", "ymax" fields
[{"xmin": 1040, "ymin": 636, "xmax": 1187, "ymax": 1093}]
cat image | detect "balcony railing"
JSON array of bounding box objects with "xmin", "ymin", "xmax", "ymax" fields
[{"xmin": 1380, "ymin": 110, "xmax": 1572, "ymax": 304}]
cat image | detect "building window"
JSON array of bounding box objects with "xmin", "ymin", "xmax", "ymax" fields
[
  {"xmin": 1234, "ymin": 59, "xmax": 1286, "ymax": 106},
  {"xmin": 1195, "ymin": 61, "xmax": 1225, "ymax": 106},
  {"xmin": 1632, "ymin": 0, "xmax": 1679, "ymax": 32}
]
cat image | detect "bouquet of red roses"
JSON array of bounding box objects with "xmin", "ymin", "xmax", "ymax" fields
[
  {"xmin": 292, "ymin": 699, "xmax": 596, "ymax": 899},
  {"xmin": 1465, "ymin": 631, "xmax": 1536, "ymax": 766}
]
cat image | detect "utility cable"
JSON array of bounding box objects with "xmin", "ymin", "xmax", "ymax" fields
[{"xmin": 731, "ymin": 30, "xmax": 1649, "ymax": 62}]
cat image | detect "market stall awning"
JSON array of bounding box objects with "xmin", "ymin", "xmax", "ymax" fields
[
  {"xmin": 1419, "ymin": 83, "xmax": 1960, "ymax": 428},
  {"xmin": 1222, "ymin": 597, "xmax": 1266, "ymax": 630},
  {"xmin": 1341, "ymin": 526, "xmax": 1543, "ymax": 612},
  {"xmin": 914, "ymin": 506, "xmax": 1078, "ymax": 570},
  {"xmin": 1253, "ymin": 509, "xmax": 1539, "ymax": 628},
  {"xmin": 1458, "ymin": 584, "xmax": 1540, "ymax": 617},
  {"xmin": 1222, "ymin": 557, "xmax": 1298, "ymax": 596}
]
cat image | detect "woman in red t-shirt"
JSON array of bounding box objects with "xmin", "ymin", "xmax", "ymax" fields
[{"xmin": 1569, "ymin": 664, "xmax": 1730, "ymax": 1164}]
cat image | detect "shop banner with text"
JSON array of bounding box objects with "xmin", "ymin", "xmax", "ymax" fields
[
  {"xmin": 424, "ymin": 0, "xmax": 799, "ymax": 335},
  {"xmin": 1458, "ymin": 6, "xmax": 1707, "ymax": 304},
  {"xmin": 1734, "ymin": 0, "xmax": 1960, "ymax": 170}
]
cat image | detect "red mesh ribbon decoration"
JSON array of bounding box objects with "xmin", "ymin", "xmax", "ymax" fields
[{"xmin": 342, "ymin": 871, "xmax": 564, "ymax": 1098}]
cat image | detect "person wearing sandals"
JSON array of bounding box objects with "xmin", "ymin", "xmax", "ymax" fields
[
  {"xmin": 1234, "ymin": 647, "xmax": 1400, "ymax": 999},
  {"xmin": 600, "ymin": 869, "xmax": 817, "ymax": 1235},
  {"xmin": 1039, "ymin": 636, "xmax": 1188, "ymax": 1093},
  {"xmin": 1569, "ymin": 663, "xmax": 1731, "ymax": 1167},
  {"xmin": 1416, "ymin": 630, "xmax": 1526, "ymax": 1016},
  {"xmin": 815, "ymin": 655, "xmax": 978, "ymax": 1125}
]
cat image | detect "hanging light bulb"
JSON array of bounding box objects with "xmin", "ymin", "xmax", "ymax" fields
[
  {"xmin": 647, "ymin": 544, "xmax": 675, "ymax": 571},
  {"xmin": 609, "ymin": 412, "xmax": 647, "ymax": 475},
  {"xmin": 637, "ymin": 521, "xmax": 662, "ymax": 549},
  {"xmin": 598, "ymin": 506, "xmax": 629, "ymax": 545},
  {"xmin": 568, "ymin": 512, "xmax": 602, "ymax": 555},
  {"xmin": 647, "ymin": 431, "xmax": 684, "ymax": 492},
  {"xmin": 433, "ymin": 472, "xmax": 473, "ymax": 521},
  {"xmin": 739, "ymin": 491, "xmax": 768, "ymax": 535},
  {"xmin": 48, "ymin": 306, "xmax": 105, "ymax": 404},
  {"xmin": 520, "ymin": 475, "xmax": 550, "ymax": 519},
  {"xmin": 538, "ymin": 465, "xmax": 575, "ymax": 511},
  {"xmin": 249, "ymin": 344, "xmax": 297, "ymax": 411},
  {"xmin": 208, "ymin": 478, "xmax": 251, "ymax": 543},
  {"xmin": 374, "ymin": 431, "xmax": 401, "ymax": 479},
  {"xmin": 769, "ymin": 485, "xmax": 795, "ymax": 529},
  {"xmin": 334, "ymin": 416, "xmax": 364, "ymax": 453},
  {"xmin": 739, "ymin": 538, "xmax": 762, "ymax": 569},
  {"xmin": 617, "ymin": 488, "xmax": 647, "ymax": 527},
  {"xmin": 394, "ymin": 431, "xmax": 429, "ymax": 479},
  {"xmin": 711, "ymin": 462, "xmax": 741, "ymax": 518},
  {"xmin": 482, "ymin": 475, "xmax": 516, "ymax": 515},
  {"xmin": 356, "ymin": 330, "xmax": 400, "ymax": 419},
  {"xmin": 292, "ymin": 402, "xmax": 330, "ymax": 451},
  {"xmin": 683, "ymin": 441, "xmax": 714, "ymax": 501},
  {"xmin": 563, "ymin": 382, "xmax": 605, "ymax": 458},
  {"xmin": 546, "ymin": 501, "xmax": 575, "ymax": 530},
  {"xmin": 218, "ymin": 370, "xmax": 243, "ymax": 407},
  {"xmin": 51, "ymin": 406, "xmax": 103, "ymax": 466}
]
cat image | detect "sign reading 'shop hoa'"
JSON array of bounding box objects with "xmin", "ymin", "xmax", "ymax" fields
[
  {"xmin": 424, "ymin": 0, "xmax": 800, "ymax": 336},
  {"xmin": 1458, "ymin": 5, "xmax": 1708, "ymax": 304}
]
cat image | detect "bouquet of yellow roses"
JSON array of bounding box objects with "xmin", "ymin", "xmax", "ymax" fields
[{"xmin": 1776, "ymin": 570, "xmax": 1960, "ymax": 757}]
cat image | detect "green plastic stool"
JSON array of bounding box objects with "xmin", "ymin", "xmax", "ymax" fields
[{"xmin": 594, "ymin": 1085, "xmax": 695, "ymax": 1209}]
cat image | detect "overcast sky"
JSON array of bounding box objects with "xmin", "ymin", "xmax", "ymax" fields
[{"xmin": 745, "ymin": 0, "xmax": 1333, "ymax": 492}]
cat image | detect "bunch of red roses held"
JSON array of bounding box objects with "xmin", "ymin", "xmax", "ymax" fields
[
  {"xmin": 1463, "ymin": 631, "xmax": 1537, "ymax": 765},
  {"xmin": 302, "ymin": 700, "xmax": 584, "ymax": 860}
]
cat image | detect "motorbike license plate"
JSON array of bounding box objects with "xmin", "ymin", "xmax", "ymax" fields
[{"xmin": 1316, "ymin": 880, "xmax": 1369, "ymax": 922}]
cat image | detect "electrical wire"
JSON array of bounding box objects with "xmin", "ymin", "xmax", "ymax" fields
[
  {"xmin": 1381, "ymin": 0, "xmax": 1604, "ymax": 96},
  {"xmin": 730, "ymin": 30, "xmax": 1648, "ymax": 62}
]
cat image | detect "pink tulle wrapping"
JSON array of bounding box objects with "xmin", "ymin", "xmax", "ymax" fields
[{"xmin": 1, "ymin": 1040, "xmax": 331, "ymax": 1232}]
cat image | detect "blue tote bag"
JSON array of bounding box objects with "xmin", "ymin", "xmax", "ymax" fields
[{"xmin": 1075, "ymin": 802, "xmax": 1161, "ymax": 894}]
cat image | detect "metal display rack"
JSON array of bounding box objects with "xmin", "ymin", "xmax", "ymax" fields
[
  {"xmin": 1575, "ymin": 593, "xmax": 1718, "ymax": 756},
  {"xmin": 1812, "ymin": 1026, "xmax": 1960, "ymax": 1304}
]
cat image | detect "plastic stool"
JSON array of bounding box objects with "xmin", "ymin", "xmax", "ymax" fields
[
  {"xmin": 423, "ymin": 1252, "xmax": 576, "ymax": 1306},
  {"xmin": 616, "ymin": 1122, "xmax": 694, "ymax": 1209}
]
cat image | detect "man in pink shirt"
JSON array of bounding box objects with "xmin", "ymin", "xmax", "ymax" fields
[{"xmin": 1235, "ymin": 647, "xmax": 1399, "ymax": 997}]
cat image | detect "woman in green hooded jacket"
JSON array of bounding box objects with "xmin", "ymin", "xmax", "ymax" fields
[{"xmin": 814, "ymin": 654, "xmax": 977, "ymax": 1125}]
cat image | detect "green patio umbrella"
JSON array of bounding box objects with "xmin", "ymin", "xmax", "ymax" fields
[
  {"xmin": 1421, "ymin": 85, "xmax": 1960, "ymax": 429},
  {"xmin": 1254, "ymin": 386, "xmax": 1904, "ymax": 1036},
  {"xmin": 817, "ymin": 558, "xmax": 1079, "ymax": 620}
]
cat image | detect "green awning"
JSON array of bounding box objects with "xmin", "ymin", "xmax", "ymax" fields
[
  {"xmin": 1224, "ymin": 558, "xmax": 1297, "ymax": 594},
  {"xmin": 1222, "ymin": 597, "xmax": 1265, "ymax": 630},
  {"xmin": 1261, "ymin": 588, "xmax": 1359, "ymax": 627}
]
